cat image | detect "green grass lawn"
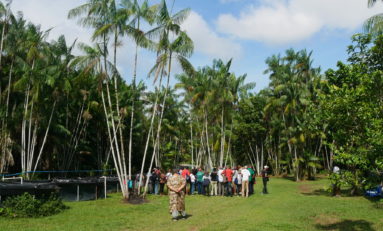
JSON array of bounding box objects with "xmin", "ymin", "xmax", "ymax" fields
[{"xmin": 0, "ymin": 177, "xmax": 382, "ymax": 231}]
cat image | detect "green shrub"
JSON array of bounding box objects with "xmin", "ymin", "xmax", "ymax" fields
[{"xmin": 0, "ymin": 193, "xmax": 68, "ymax": 218}]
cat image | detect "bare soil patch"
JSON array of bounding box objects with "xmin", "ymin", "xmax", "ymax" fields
[{"xmin": 122, "ymin": 194, "xmax": 148, "ymax": 205}]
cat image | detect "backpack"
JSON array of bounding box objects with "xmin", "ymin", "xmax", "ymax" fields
[{"xmin": 203, "ymin": 178, "xmax": 210, "ymax": 186}]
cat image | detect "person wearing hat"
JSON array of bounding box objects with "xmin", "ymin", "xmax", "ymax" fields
[{"xmin": 261, "ymin": 166, "xmax": 270, "ymax": 194}]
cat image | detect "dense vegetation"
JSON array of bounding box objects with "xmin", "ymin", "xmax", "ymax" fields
[
  {"xmin": 0, "ymin": 0, "xmax": 382, "ymax": 199},
  {"xmin": 0, "ymin": 193, "xmax": 67, "ymax": 218}
]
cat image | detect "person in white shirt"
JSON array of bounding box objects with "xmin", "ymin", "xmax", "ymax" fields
[
  {"xmin": 235, "ymin": 168, "xmax": 242, "ymax": 195},
  {"xmin": 190, "ymin": 173, "xmax": 196, "ymax": 195},
  {"xmin": 241, "ymin": 166, "xmax": 251, "ymax": 198},
  {"xmin": 232, "ymin": 168, "xmax": 238, "ymax": 195},
  {"xmin": 217, "ymin": 167, "xmax": 225, "ymax": 196}
]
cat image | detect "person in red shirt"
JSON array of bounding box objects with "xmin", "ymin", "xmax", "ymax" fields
[
  {"xmin": 181, "ymin": 167, "xmax": 190, "ymax": 194},
  {"xmin": 222, "ymin": 166, "xmax": 233, "ymax": 197}
]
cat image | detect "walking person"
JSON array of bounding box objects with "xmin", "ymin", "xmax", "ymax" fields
[
  {"xmin": 202, "ymin": 172, "xmax": 211, "ymax": 196},
  {"xmin": 167, "ymin": 169, "xmax": 187, "ymax": 221},
  {"xmin": 262, "ymin": 165, "xmax": 270, "ymax": 194},
  {"xmin": 241, "ymin": 166, "xmax": 251, "ymax": 197},
  {"xmin": 210, "ymin": 168, "xmax": 218, "ymax": 196},
  {"xmin": 196, "ymin": 168, "xmax": 204, "ymax": 195}
]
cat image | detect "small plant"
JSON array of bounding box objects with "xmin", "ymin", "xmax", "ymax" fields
[{"xmin": 0, "ymin": 193, "xmax": 68, "ymax": 218}]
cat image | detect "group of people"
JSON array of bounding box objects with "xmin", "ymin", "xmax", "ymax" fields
[
  {"xmin": 136, "ymin": 165, "xmax": 270, "ymax": 197},
  {"xmin": 187, "ymin": 165, "xmax": 270, "ymax": 197},
  {"xmin": 163, "ymin": 165, "xmax": 270, "ymax": 220}
]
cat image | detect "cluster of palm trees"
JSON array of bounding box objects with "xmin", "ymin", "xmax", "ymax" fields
[
  {"xmin": 1, "ymin": 0, "xmax": 382, "ymax": 201},
  {"xmin": 239, "ymin": 49, "xmax": 325, "ymax": 181},
  {"xmin": 0, "ymin": 0, "xmax": 195, "ymax": 199},
  {"xmin": 176, "ymin": 59, "xmax": 254, "ymax": 169}
]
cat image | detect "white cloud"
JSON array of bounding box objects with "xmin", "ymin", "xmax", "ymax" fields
[
  {"xmin": 9, "ymin": 0, "xmax": 157, "ymax": 81},
  {"xmin": 11, "ymin": 0, "xmax": 91, "ymax": 47},
  {"xmin": 217, "ymin": 0, "xmax": 383, "ymax": 45},
  {"xmin": 182, "ymin": 11, "xmax": 242, "ymax": 60}
]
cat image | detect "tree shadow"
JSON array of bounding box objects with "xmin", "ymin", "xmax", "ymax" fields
[
  {"xmin": 301, "ymin": 188, "xmax": 330, "ymax": 196},
  {"xmin": 282, "ymin": 175, "xmax": 297, "ymax": 182},
  {"xmin": 315, "ymin": 219, "xmax": 376, "ymax": 231}
]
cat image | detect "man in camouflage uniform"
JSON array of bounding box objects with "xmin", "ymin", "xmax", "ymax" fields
[{"xmin": 167, "ymin": 169, "xmax": 187, "ymax": 220}]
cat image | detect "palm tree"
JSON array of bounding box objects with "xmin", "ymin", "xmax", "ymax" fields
[
  {"xmin": 120, "ymin": 0, "xmax": 158, "ymax": 181},
  {"xmin": 364, "ymin": 0, "xmax": 383, "ymax": 36},
  {"xmin": 139, "ymin": 0, "xmax": 194, "ymax": 195}
]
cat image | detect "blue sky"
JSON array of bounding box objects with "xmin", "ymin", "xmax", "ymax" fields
[{"xmin": 10, "ymin": 0, "xmax": 383, "ymax": 92}]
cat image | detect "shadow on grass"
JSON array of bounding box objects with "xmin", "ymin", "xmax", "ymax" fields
[
  {"xmin": 301, "ymin": 188, "xmax": 330, "ymax": 196},
  {"xmin": 315, "ymin": 219, "xmax": 376, "ymax": 231},
  {"xmin": 282, "ymin": 175, "xmax": 296, "ymax": 182}
]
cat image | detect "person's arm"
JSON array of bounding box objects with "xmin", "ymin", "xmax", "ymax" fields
[
  {"xmin": 167, "ymin": 180, "xmax": 177, "ymax": 192},
  {"xmin": 177, "ymin": 179, "xmax": 186, "ymax": 192}
]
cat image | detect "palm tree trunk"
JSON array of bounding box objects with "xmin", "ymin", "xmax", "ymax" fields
[
  {"xmin": 32, "ymin": 101, "xmax": 57, "ymax": 174},
  {"xmin": 138, "ymin": 71, "xmax": 164, "ymax": 194},
  {"xmin": 0, "ymin": 11, "xmax": 7, "ymax": 70},
  {"xmin": 204, "ymin": 109, "xmax": 213, "ymax": 169}
]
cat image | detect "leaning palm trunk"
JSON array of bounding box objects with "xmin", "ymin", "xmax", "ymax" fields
[
  {"xmin": 143, "ymin": 71, "xmax": 171, "ymax": 197},
  {"xmin": 137, "ymin": 70, "xmax": 164, "ymax": 194},
  {"xmin": 101, "ymin": 86, "xmax": 129, "ymax": 199},
  {"xmin": 31, "ymin": 101, "xmax": 56, "ymax": 175}
]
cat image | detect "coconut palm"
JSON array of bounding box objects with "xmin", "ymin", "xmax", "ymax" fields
[{"xmin": 364, "ymin": 0, "xmax": 383, "ymax": 36}]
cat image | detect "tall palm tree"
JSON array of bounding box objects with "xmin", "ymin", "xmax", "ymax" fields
[
  {"xmin": 120, "ymin": 0, "xmax": 158, "ymax": 181},
  {"xmin": 139, "ymin": 0, "xmax": 194, "ymax": 195}
]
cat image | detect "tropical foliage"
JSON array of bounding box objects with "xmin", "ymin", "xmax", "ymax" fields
[{"xmin": 0, "ymin": 0, "xmax": 382, "ymax": 199}]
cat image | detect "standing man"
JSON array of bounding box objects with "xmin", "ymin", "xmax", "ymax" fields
[
  {"xmin": 241, "ymin": 166, "xmax": 251, "ymax": 197},
  {"xmin": 217, "ymin": 167, "xmax": 224, "ymax": 196},
  {"xmin": 248, "ymin": 166, "xmax": 255, "ymax": 195},
  {"xmin": 181, "ymin": 167, "xmax": 191, "ymax": 194},
  {"xmin": 261, "ymin": 165, "xmax": 269, "ymax": 194},
  {"xmin": 196, "ymin": 168, "xmax": 204, "ymax": 194},
  {"xmin": 210, "ymin": 168, "xmax": 218, "ymax": 196},
  {"xmin": 167, "ymin": 169, "xmax": 187, "ymax": 221},
  {"xmin": 222, "ymin": 166, "xmax": 234, "ymax": 196}
]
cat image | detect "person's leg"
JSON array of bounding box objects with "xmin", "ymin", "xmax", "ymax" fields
[
  {"xmin": 249, "ymin": 181, "xmax": 253, "ymax": 195},
  {"xmin": 191, "ymin": 182, "xmax": 195, "ymax": 195},
  {"xmin": 215, "ymin": 182, "xmax": 218, "ymax": 196},
  {"xmin": 241, "ymin": 181, "xmax": 245, "ymax": 197},
  {"xmin": 159, "ymin": 183, "xmax": 163, "ymax": 195},
  {"xmin": 156, "ymin": 183, "xmax": 160, "ymax": 195},
  {"xmin": 263, "ymin": 179, "xmax": 268, "ymax": 194},
  {"xmin": 233, "ymin": 183, "xmax": 237, "ymax": 196},
  {"xmin": 228, "ymin": 182, "xmax": 232, "ymax": 196},
  {"xmin": 213, "ymin": 182, "xmax": 217, "ymax": 196},
  {"xmin": 244, "ymin": 181, "xmax": 249, "ymax": 197}
]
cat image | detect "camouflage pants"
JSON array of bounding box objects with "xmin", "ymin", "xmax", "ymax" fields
[{"xmin": 169, "ymin": 191, "xmax": 185, "ymax": 213}]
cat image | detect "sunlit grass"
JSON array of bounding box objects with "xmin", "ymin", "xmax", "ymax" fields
[{"xmin": 0, "ymin": 178, "xmax": 382, "ymax": 231}]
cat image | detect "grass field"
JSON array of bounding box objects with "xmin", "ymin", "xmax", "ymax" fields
[{"xmin": 0, "ymin": 177, "xmax": 382, "ymax": 231}]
